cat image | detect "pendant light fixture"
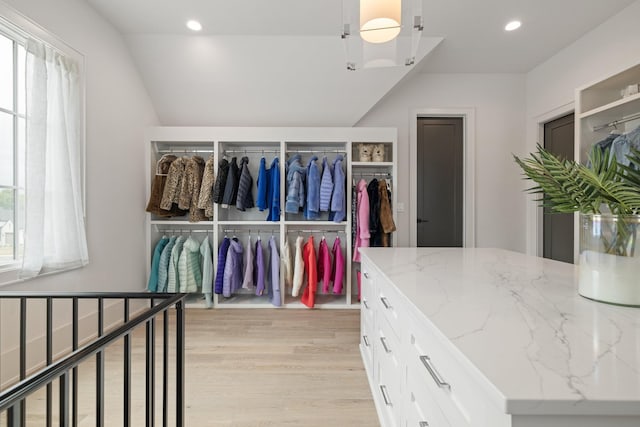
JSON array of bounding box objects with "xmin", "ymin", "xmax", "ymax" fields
[
  {"xmin": 342, "ymin": 0, "xmax": 423, "ymax": 70},
  {"xmin": 360, "ymin": 0, "xmax": 402, "ymax": 44}
]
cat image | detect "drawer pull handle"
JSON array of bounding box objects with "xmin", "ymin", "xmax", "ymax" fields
[
  {"xmin": 380, "ymin": 296, "xmax": 392, "ymax": 309},
  {"xmin": 362, "ymin": 299, "xmax": 369, "ymax": 309},
  {"xmin": 380, "ymin": 336, "xmax": 392, "ymax": 353},
  {"xmin": 363, "ymin": 272, "xmax": 370, "ymax": 279},
  {"xmin": 420, "ymin": 355, "xmax": 451, "ymax": 391},
  {"xmin": 419, "ymin": 422, "xmax": 430, "ymax": 427},
  {"xmin": 363, "ymin": 335, "xmax": 370, "ymax": 347},
  {"xmin": 379, "ymin": 385, "xmax": 392, "ymax": 406}
]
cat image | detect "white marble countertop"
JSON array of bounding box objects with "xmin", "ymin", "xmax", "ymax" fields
[{"xmin": 360, "ymin": 247, "xmax": 640, "ymax": 416}]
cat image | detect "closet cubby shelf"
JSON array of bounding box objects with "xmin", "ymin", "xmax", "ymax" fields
[
  {"xmin": 578, "ymin": 92, "xmax": 640, "ymax": 121},
  {"xmin": 351, "ymin": 161, "xmax": 394, "ymax": 167},
  {"xmin": 146, "ymin": 127, "xmax": 398, "ymax": 309},
  {"xmin": 574, "ymin": 62, "xmax": 640, "ymax": 261}
]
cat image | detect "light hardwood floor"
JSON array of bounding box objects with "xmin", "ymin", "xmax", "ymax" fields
[
  {"xmin": 2, "ymin": 309, "xmax": 379, "ymax": 426},
  {"xmin": 181, "ymin": 309, "xmax": 378, "ymax": 426}
]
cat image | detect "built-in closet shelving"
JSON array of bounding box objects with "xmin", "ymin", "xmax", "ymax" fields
[
  {"xmin": 576, "ymin": 62, "xmax": 640, "ymax": 161},
  {"xmin": 145, "ymin": 127, "xmax": 397, "ymax": 309},
  {"xmin": 574, "ymin": 61, "xmax": 640, "ymax": 260}
]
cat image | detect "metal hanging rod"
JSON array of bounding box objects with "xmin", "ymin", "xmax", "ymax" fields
[
  {"xmin": 157, "ymin": 229, "xmax": 212, "ymax": 234},
  {"xmin": 223, "ymin": 149, "xmax": 279, "ymax": 155},
  {"xmin": 286, "ymin": 229, "xmax": 345, "ymax": 234},
  {"xmin": 156, "ymin": 149, "xmax": 214, "ymax": 154},
  {"xmin": 286, "ymin": 150, "xmax": 347, "ymax": 154},
  {"xmin": 354, "ymin": 172, "xmax": 392, "ymax": 177},
  {"xmin": 222, "ymin": 228, "xmax": 278, "ymax": 233},
  {"xmin": 593, "ymin": 112, "xmax": 640, "ymax": 132}
]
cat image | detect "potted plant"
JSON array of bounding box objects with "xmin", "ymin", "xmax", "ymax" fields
[{"xmin": 514, "ymin": 144, "xmax": 640, "ymax": 306}]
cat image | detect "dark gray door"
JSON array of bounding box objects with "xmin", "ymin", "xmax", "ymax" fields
[
  {"xmin": 543, "ymin": 113, "xmax": 575, "ymax": 264},
  {"xmin": 417, "ymin": 117, "xmax": 463, "ymax": 247}
]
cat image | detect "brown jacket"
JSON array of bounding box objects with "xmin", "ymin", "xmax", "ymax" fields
[
  {"xmin": 379, "ymin": 179, "xmax": 396, "ymax": 247},
  {"xmin": 160, "ymin": 156, "xmax": 187, "ymax": 211},
  {"xmin": 179, "ymin": 156, "xmax": 207, "ymax": 222},
  {"xmin": 146, "ymin": 155, "xmax": 186, "ymax": 217},
  {"xmin": 197, "ymin": 155, "xmax": 215, "ymax": 219}
]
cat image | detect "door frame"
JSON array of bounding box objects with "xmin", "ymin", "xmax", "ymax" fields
[
  {"xmin": 527, "ymin": 102, "xmax": 575, "ymax": 258},
  {"xmin": 409, "ymin": 108, "xmax": 476, "ymax": 248}
]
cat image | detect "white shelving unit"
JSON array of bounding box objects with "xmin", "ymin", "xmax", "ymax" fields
[
  {"xmin": 145, "ymin": 127, "xmax": 397, "ymax": 309},
  {"xmin": 574, "ymin": 61, "xmax": 640, "ymax": 261}
]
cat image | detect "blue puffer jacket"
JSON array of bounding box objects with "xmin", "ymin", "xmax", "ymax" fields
[
  {"xmin": 285, "ymin": 154, "xmax": 306, "ymax": 213},
  {"xmin": 304, "ymin": 156, "xmax": 320, "ymax": 220}
]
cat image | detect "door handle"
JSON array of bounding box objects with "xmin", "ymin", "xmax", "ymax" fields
[{"xmin": 417, "ymin": 218, "xmax": 429, "ymax": 224}]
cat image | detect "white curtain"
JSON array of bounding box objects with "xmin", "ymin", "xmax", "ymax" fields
[{"xmin": 20, "ymin": 39, "xmax": 88, "ymax": 278}]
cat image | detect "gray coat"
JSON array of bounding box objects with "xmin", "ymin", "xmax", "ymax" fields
[{"xmin": 236, "ymin": 156, "xmax": 255, "ymax": 211}]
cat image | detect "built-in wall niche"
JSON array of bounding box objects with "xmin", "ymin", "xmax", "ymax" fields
[
  {"xmin": 148, "ymin": 140, "xmax": 214, "ymax": 223},
  {"xmin": 283, "ymin": 141, "xmax": 348, "ymax": 223},
  {"xmin": 577, "ymin": 61, "xmax": 640, "ymax": 163},
  {"xmin": 283, "ymin": 225, "xmax": 349, "ymax": 307},
  {"xmin": 145, "ymin": 127, "xmax": 397, "ymax": 309},
  {"xmin": 217, "ymin": 141, "xmax": 281, "ymax": 222},
  {"xmin": 214, "ymin": 223, "xmax": 281, "ymax": 307},
  {"xmin": 351, "ymin": 141, "xmax": 393, "ymax": 165}
]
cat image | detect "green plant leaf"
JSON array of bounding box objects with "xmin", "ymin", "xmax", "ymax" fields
[{"xmin": 514, "ymin": 144, "xmax": 640, "ymax": 215}]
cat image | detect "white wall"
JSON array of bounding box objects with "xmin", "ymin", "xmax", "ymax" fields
[
  {"xmin": 524, "ymin": 0, "xmax": 640, "ymax": 255},
  {"xmin": 1, "ymin": 0, "xmax": 159, "ymax": 291},
  {"xmin": 357, "ymin": 73, "xmax": 527, "ymax": 252},
  {"xmin": 0, "ymin": 0, "xmax": 158, "ymax": 386}
]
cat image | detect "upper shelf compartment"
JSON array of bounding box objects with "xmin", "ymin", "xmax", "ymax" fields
[
  {"xmin": 578, "ymin": 62, "xmax": 640, "ymax": 118},
  {"xmin": 350, "ymin": 141, "xmax": 394, "ymax": 163}
]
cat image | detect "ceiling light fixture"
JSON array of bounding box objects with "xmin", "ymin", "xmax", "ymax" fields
[
  {"xmin": 186, "ymin": 20, "xmax": 202, "ymax": 32},
  {"xmin": 360, "ymin": 0, "xmax": 402, "ymax": 44},
  {"xmin": 342, "ymin": 0, "xmax": 423, "ymax": 70},
  {"xmin": 505, "ymin": 20, "xmax": 521, "ymax": 31}
]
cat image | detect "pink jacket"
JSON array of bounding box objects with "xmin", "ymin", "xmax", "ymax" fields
[
  {"xmin": 332, "ymin": 237, "xmax": 344, "ymax": 294},
  {"xmin": 353, "ymin": 179, "xmax": 370, "ymax": 262},
  {"xmin": 317, "ymin": 237, "xmax": 332, "ymax": 293}
]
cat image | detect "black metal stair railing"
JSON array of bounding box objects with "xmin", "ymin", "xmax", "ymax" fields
[{"xmin": 0, "ymin": 292, "xmax": 186, "ymax": 427}]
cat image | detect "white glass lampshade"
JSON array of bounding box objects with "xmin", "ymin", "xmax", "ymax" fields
[
  {"xmin": 360, "ymin": 0, "xmax": 402, "ymax": 44},
  {"xmin": 342, "ymin": 0, "xmax": 423, "ymax": 70}
]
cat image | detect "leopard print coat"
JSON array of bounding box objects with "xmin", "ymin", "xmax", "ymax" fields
[
  {"xmin": 178, "ymin": 156, "xmax": 207, "ymax": 222},
  {"xmin": 197, "ymin": 155, "xmax": 215, "ymax": 219}
]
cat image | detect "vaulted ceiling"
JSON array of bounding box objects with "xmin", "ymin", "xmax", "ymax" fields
[{"xmin": 85, "ymin": 0, "xmax": 636, "ymax": 125}]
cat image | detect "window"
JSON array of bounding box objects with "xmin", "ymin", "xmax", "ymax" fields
[
  {"xmin": 0, "ymin": 29, "xmax": 25, "ymax": 269},
  {"xmin": 0, "ymin": 7, "xmax": 87, "ymax": 284}
]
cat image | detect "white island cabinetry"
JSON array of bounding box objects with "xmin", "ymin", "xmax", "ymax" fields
[{"xmin": 360, "ymin": 247, "xmax": 640, "ymax": 427}]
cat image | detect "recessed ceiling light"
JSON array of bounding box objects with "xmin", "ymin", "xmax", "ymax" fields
[
  {"xmin": 505, "ymin": 20, "xmax": 521, "ymax": 31},
  {"xmin": 186, "ymin": 20, "xmax": 202, "ymax": 32}
]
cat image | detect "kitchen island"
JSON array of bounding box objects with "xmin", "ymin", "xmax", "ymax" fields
[{"xmin": 359, "ymin": 247, "xmax": 640, "ymax": 427}]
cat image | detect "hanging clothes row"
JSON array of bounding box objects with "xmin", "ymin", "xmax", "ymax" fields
[
  {"xmin": 283, "ymin": 234, "xmax": 345, "ymax": 308},
  {"xmin": 285, "ymin": 155, "xmax": 346, "ymax": 222},
  {"xmin": 214, "ymin": 234, "xmax": 281, "ymax": 306},
  {"xmin": 213, "ymin": 156, "xmax": 281, "ymax": 221},
  {"xmin": 147, "ymin": 232, "xmax": 214, "ymax": 306},
  {"xmin": 353, "ymin": 178, "xmax": 396, "ymax": 262},
  {"xmin": 592, "ymin": 124, "xmax": 640, "ymax": 168},
  {"xmin": 146, "ymin": 154, "xmax": 215, "ymax": 222}
]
